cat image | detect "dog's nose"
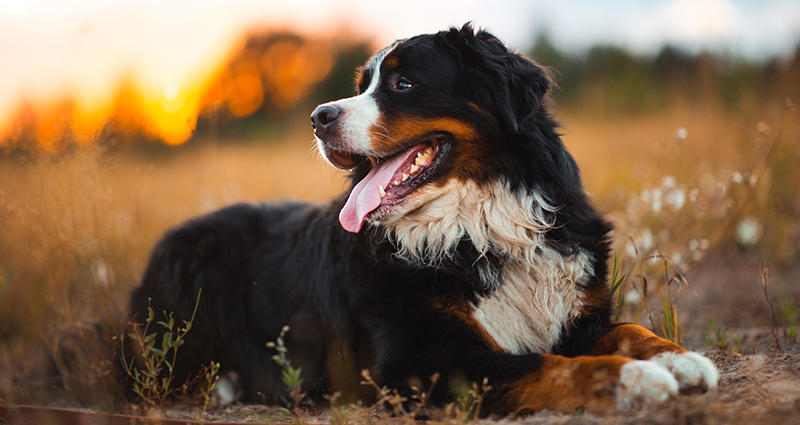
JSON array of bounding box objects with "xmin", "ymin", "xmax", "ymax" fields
[{"xmin": 311, "ymin": 104, "xmax": 341, "ymax": 138}]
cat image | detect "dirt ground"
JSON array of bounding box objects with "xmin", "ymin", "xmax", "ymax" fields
[
  {"xmin": 110, "ymin": 248, "xmax": 800, "ymax": 425},
  {"xmin": 148, "ymin": 348, "xmax": 799, "ymax": 425}
]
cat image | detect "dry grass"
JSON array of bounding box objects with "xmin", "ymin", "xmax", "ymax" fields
[
  {"xmin": 0, "ymin": 129, "xmax": 347, "ymax": 406},
  {"xmin": 0, "ymin": 100, "xmax": 798, "ymax": 413}
]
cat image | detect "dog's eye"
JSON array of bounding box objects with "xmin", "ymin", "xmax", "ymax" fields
[{"xmin": 395, "ymin": 79, "xmax": 414, "ymax": 91}]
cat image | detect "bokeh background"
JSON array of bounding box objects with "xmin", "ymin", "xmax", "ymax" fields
[{"xmin": 1, "ymin": 0, "xmax": 799, "ymax": 409}]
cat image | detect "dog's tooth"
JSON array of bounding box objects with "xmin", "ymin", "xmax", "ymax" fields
[
  {"xmin": 379, "ymin": 186, "xmax": 386, "ymax": 198},
  {"xmin": 402, "ymin": 173, "xmax": 409, "ymax": 181},
  {"xmin": 410, "ymin": 164, "xmax": 419, "ymax": 174},
  {"xmin": 394, "ymin": 180, "xmax": 400, "ymax": 186}
]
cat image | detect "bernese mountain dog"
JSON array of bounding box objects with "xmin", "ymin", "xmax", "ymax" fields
[{"xmin": 126, "ymin": 24, "xmax": 717, "ymax": 415}]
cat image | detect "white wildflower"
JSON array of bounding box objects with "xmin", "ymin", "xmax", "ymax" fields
[
  {"xmin": 735, "ymin": 217, "xmax": 761, "ymax": 246},
  {"xmin": 624, "ymin": 289, "xmax": 642, "ymax": 305}
]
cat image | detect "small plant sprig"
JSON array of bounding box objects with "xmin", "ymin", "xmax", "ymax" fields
[
  {"xmin": 200, "ymin": 361, "xmax": 221, "ymax": 419},
  {"xmin": 780, "ymin": 296, "xmax": 798, "ymax": 344},
  {"xmin": 610, "ymin": 250, "xmax": 628, "ymax": 322},
  {"xmin": 657, "ymin": 282, "xmax": 680, "ymax": 346},
  {"xmin": 760, "ymin": 263, "xmax": 782, "ymax": 349},
  {"xmin": 360, "ymin": 369, "xmax": 491, "ymax": 424},
  {"xmin": 118, "ymin": 289, "xmax": 203, "ymax": 406},
  {"xmin": 701, "ymin": 318, "xmax": 741, "ymax": 353},
  {"xmin": 360, "ymin": 369, "xmax": 442, "ymax": 422},
  {"xmin": 266, "ymin": 325, "xmax": 311, "ymax": 419},
  {"xmin": 323, "ymin": 392, "xmax": 352, "ymax": 425},
  {"xmin": 360, "ymin": 369, "xmax": 412, "ymax": 419},
  {"xmin": 461, "ymin": 377, "xmax": 492, "ymax": 422},
  {"xmin": 632, "ymin": 250, "xmax": 689, "ymax": 346}
]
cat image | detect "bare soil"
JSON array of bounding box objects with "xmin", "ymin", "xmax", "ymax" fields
[{"xmin": 145, "ymin": 346, "xmax": 799, "ymax": 425}]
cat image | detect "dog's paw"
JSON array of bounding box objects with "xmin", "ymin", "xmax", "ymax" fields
[
  {"xmin": 650, "ymin": 351, "xmax": 718, "ymax": 393},
  {"xmin": 615, "ymin": 360, "xmax": 678, "ymax": 410}
]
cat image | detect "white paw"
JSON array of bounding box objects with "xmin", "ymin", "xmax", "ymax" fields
[
  {"xmin": 650, "ymin": 351, "xmax": 719, "ymax": 393},
  {"xmin": 615, "ymin": 360, "xmax": 678, "ymax": 410}
]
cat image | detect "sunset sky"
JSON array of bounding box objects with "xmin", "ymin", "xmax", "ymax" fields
[{"xmin": 1, "ymin": 0, "xmax": 799, "ymax": 131}]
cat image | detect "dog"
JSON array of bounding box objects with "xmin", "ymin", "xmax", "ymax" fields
[{"xmin": 126, "ymin": 24, "xmax": 717, "ymax": 415}]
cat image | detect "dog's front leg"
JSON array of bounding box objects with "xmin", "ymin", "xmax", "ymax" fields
[
  {"xmin": 484, "ymin": 352, "xmax": 680, "ymax": 414},
  {"xmin": 589, "ymin": 324, "xmax": 718, "ymax": 393}
]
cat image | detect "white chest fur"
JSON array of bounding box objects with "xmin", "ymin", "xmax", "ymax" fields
[
  {"xmin": 382, "ymin": 178, "xmax": 594, "ymax": 353},
  {"xmin": 473, "ymin": 246, "xmax": 592, "ymax": 354}
]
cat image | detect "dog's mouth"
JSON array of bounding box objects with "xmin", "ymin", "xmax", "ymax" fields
[{"xmin": 338, "ymin": 137, "xmax": 447, "ymax": 233}]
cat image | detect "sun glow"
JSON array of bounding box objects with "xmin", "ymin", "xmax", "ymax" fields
[{"xmin": 0, "ymin": 33, "xmax": 336, "ymax": 149}]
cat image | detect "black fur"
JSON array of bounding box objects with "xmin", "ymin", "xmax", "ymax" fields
[{"xmin": 126, "ymin": 24, "xmax": 615, "ymax": 414}]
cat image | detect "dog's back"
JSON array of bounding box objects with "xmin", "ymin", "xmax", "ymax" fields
[{"xmin": 127, "ymin": 201, "xmax": 365, "ymax": 401}]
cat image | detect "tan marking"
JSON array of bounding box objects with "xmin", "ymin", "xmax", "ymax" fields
[
  {"xmin": 467, "ymin": 101, "xmax": 493, "ymax": 117},
  {"xmin": 384, "ymin": 55, "xmax": 399, "ymax": 69},
  {"xmin": 370, "ymin": 115, "xmax": 480, "ymax": 153},
  {"xmin": 590, "ymin": 324, "xmax": 686, "ymax": 360},
  {"xmin": 503, "ymin": 354, "xmax": 630, "ymax": 414},
  {"xmin": 368, "ymin": 114, "xmax": 498, "ymax": 182},
  {"xmin": 578, "ymin": 282, "xmax": 611, "ymax": 317}
]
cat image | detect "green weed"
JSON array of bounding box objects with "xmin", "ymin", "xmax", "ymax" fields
[
  {"xmin": 701, "ymin": 318, "xmax": 741, "ymax": 353},
  {"xmin": 780, "ymin": 296, "xmax": 798, "ymax": 344},
  {"xmin": 609, "ymin": 250, "xmax": 628, "ymax": 322},
  {"xmin": 266, "ymin": 325, "xmax": 311, "ymax": 419},
  {"xmin": 118, "ymin": 290, "xmax": 202, "ymax": 406},
  {"xmin": 200, "ymin": 361, "xmax": 221, "ymax": 419},
  {"xmin": 630, "ymin": 251, "xmax": 688, "ymax": 346}
]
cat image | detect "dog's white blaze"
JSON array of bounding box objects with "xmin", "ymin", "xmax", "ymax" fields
[
  {"xmin": 315, "ymin": 48, "xmax": 390, "ymax": 155},
  {"xmin": 383, "ymin": 178, "xmax": 594, "ymax": 354}
]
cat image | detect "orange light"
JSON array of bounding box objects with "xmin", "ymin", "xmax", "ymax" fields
[
  {"xmin": 262, "ymin": 41, "xmax": 333, "ymax": 109},
  {"xmin": 0, "ymin": 31, "xmax": 340, "ymax": 150}
]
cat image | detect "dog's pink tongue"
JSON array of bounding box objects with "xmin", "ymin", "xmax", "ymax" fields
[{"xmin": 339, "ymin": 148, "xmax": 417, "ymax": 233}]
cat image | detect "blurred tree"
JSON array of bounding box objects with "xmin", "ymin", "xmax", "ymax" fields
[
  {"xmin": 194, "ymin": 31, "xmax": 371, "ymax": 142},
  {"xmin": 312, "ymin": 43, "xmax": 373, "ymax": 103},
  {"xmin": 3, "ymin": 31, "xmax": 798, "ymax": 151},
  {"xmin": 654, "ymin": 45, "xmax": 693, "ymax": 95},
  {"xmin": 582, "ymin": 45, "xmax": 663, "ymax": 113},
  {"xmin": 529, "ymin": 32, "xmax": 581, "ymax": 104}
]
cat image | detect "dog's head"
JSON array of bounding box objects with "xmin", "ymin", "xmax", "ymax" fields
[
  {"xmin": 312, "ymin": 24, "xmax": 568, "ymax": 232},
  {"xmin": 312, "ymin": 23, "xmax": 591, "ymax": 273}
]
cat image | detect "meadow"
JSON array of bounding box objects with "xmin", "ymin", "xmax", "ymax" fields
[{"xmin": 1, "ymin": 33, "xmax": 800, "ymax": 423}]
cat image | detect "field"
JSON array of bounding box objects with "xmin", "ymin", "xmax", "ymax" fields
[{"xmin": 1, "ymin": 95, "xmax": 800, "ymax": 424}]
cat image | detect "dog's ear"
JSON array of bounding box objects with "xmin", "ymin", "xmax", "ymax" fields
[{"xmin": 440, "ymin": 23, "xmax": 552, "ymax": 132}]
